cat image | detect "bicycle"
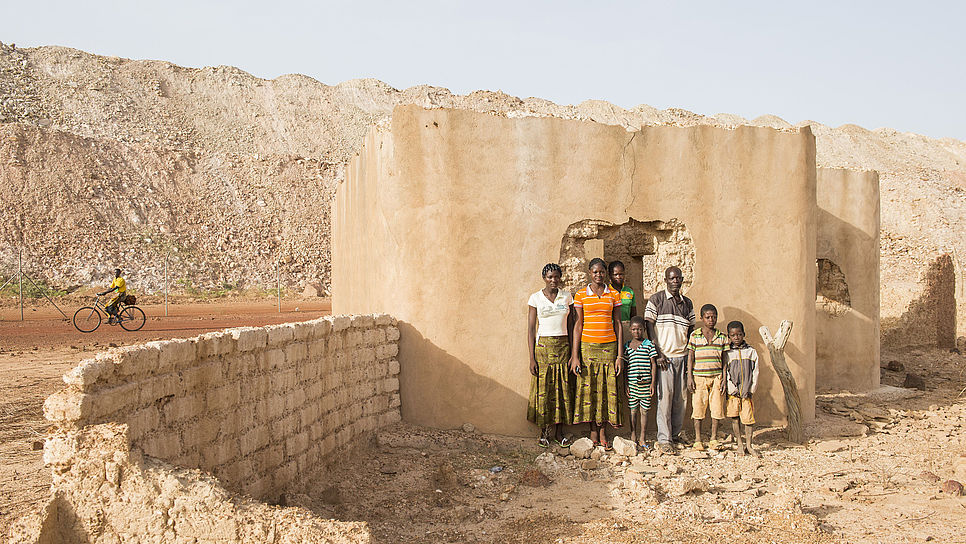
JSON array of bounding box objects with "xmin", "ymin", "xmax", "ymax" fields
[{"xmin": 72, "ymin": 294, "xmax": 146, "ymax": 333}]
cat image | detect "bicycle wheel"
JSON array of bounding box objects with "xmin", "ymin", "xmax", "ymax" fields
[
  {"xmin": 119, "ymin": 306, "xmax": 146, "ymax": 331},
  {"xmin": 73, "ymin": 306, "xmax": 101, "ymax": 333}
]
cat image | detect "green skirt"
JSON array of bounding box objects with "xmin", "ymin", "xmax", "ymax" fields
[
  {"xmin": 527, "ymin": 336, "xmax": 573, "ymax": 427},
  {"xmin": 573, "ymin": 341, "xmax": 622, "ymax": 427}
]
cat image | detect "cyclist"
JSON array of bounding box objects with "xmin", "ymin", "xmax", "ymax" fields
[{"xmin": 98, "ymin": 268, "xmax": 127, "ymax": 324}]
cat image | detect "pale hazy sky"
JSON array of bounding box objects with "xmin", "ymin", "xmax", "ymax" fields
[{"xmin": 3, "ymin": 1, "xmax": 964, "ymax": 140}]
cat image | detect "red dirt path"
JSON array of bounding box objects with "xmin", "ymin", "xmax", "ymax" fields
[{"xmin": 0, "ymin": 299, "xmax": 332, "ymax": 351}]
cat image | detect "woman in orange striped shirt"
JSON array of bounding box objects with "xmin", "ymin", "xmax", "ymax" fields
[{"xmin": 569, "ymin": 258, "xmax": 624, "ymax": 448}]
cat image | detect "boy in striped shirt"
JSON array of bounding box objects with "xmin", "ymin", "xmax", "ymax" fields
[
  {"xmin": 686, "ymin": 304, "xmax": 728, "ymax": 451},
  {"xmin": 624, "ymin": 316, "xmax": 657, "ymax": 449}
]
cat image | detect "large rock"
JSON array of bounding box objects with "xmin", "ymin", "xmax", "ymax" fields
[
  {"xmin": 941, "ymin": 480, "xmax": 964, "ymax": 496},
  {"xmin": 953, "ymin": 454, "xmax": 966, "ymax": 482},
  {"xmin": 612, "ymin": 436, "xmax": 637, "ymax": 457},
  {"xmin": 570, "ymin": 437, "xmax": 595, "ymax": 459},
  {"xmin": 301, "ymin": 282, "xmax": 327, "ymax": 297},
  {"xmin": 903, "ymin": 373, "xmax": 926, "ymax": 390},
  {"xmin": 671, "ymin": 476, "xmax": 709, "ymax": 496},
  {"xmin": 815, "ymin": 440, "xmax": 849, "ymax": 453}
]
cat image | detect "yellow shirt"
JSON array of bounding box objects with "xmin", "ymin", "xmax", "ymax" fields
[{"xmin": 110, "ymin": 277, "xmax": 127, "ymax": 294}]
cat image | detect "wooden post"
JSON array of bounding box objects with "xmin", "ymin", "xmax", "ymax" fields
[
  {"xmin": 759, "ymin": 320, "xmax": 804, "ymax": 444},
  {"xmin": 18, "ymin": 250, "xmax": 23, "ymax": 321},
  {"xmin": 164, "ymin": 251, "xmax": 169, "ymax": 317}
]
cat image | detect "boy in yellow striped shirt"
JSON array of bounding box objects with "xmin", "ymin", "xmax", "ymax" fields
[{"xmin": 686, "ymin": 304, "xmax": 728, "ymax": 451}]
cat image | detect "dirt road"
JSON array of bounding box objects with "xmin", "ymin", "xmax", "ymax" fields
[{"xmin": 0, "ymin": 299, "xmax": 331, "ymax": 351}]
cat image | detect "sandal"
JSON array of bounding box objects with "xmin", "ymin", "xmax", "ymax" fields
[
  {"xmin": 538, "ymin": 437, "xmax": 551, "ymax": 448},
  {"xmin": 558, "ymin": 436, "xmax": 573, "ymax": 448},
  {"xmin": 602, "ymin": 439, "xmax": 612, "ymax": 451}
]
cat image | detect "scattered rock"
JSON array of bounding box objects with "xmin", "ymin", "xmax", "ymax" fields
[
  {"xmin": 828, "ymin": 479, "xmax": 853, "ymax": 493},
  {"xmin": 519, "ymin": 468, "xmax": 552, "ymax": 487},
  {"xmin": 717, "ymin": 481, "xmax": 752, "ymax": 493},
  {"xmin": 612, "ymin": 436, "xmax": 637, "ymax": 457},
  {"xmin": 953, "ymin": 455, "xmax": 966, "ymax": 482},
  {"xmin": 570, "ymin": 438, "xmax": 594, "ymax": 459},
  {"xmin": 433, "ymin": 462, "xmax": 460, "ymax": 490},
  {"xmin": 672, "ymin": 477, "xmax": 708, "ymax": 496},
  {"xmin": 884, "ymin": 360, "xmax": 904, "ymax": 372},
  {"xmin": 301, "ymin": 282, "xmax": 326, "ymax": 297},
  {"xmin": 580, "ymin": 459, "xmax": 599, "ymax": 470},
  {"xmin": 815, "ymin": 440, "xmax": 849, "ymax": 453},
  {"xmin": 941, "ymin": 480, "xmax": 964, "ymax": 496},
  {"xmin": 590, "ymin": 448, "xmax": 603, "ymax": 461},
  {"xmin": 461, "ymin": 423, "xmax": 475, "ymax": 433},
  {"xmin": 903, "ymin": 373, "xmax": 926, "ymax": 390},
  {"xmin": 626, "ymin": 461, "xmax": 658, "ymax": 475},
  {"xmin": 32, "ymin": 440, "xmax": 43, "ymax": 451},
  {"xmin": 500, "ymin": 484, "xmax": 516, "ymax": 501},
  {"xmin": 623, "ymin": 472, "xmax": 644, "ymax": 484},
  {"xmin": 683, "ymin": 449, "xmax": 710, "ymax": 460},
  {"xmin": 920, "ymin": 471, "xmax": 941, "ymax": 483},
  {"xmin": 555, "ymin": 446, "xmax": 571, "ymax": 457}
]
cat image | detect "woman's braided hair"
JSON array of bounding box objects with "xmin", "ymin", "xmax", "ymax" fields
[
  {"xmin": 588, "ymin": 257, "xmax": 606, "ymax": 270},
  {"xmin": 542, "ymin": 263, "xmax": 562, "ymax": 278}
]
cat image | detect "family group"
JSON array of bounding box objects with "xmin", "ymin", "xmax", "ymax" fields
[{"xmin": 526, "ymin": 259, "xmax": 761, "ymax": 457}]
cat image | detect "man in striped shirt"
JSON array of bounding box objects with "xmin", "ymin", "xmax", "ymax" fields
[
  {"xmin": 686, "ymin": 304, "xmax": 728, "ymax": 451},
  {"xmin": 644, "ymin": 266, "xmax": 695, "ymax": 453}
]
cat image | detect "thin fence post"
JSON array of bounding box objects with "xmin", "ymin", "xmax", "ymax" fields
[
  {"xmin": 19, "ymin": 250, "xmax": 23, "ymax": 321},
  {"xmin": 164, "ymin": 251, "xmax": 169, "ymax": 317},
  {"xmin": 276, "ymin": 261, "xmax": 281, "ymax": 313}
]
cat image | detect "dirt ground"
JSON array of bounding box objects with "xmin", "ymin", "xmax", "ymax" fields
[
  {"xmin": 287, "ymin": 347, "xmax": 966, "ymax": 544},
  {"xmin": 0, "ymin": 298, "xmax": 330, "ymax": 537},
  {"xmin": 2, "ymin": 304, "xmax": 965, "ymax": 542}
]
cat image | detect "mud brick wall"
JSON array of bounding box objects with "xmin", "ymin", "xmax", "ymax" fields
[{"xmin": 43, "ymin": 314, "xmax": 401, "ymax": 500}]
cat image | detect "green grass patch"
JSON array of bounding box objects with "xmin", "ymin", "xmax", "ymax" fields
[{"xmin": 0, "ymin": 275, "xmax": 67, "ymax": 299}]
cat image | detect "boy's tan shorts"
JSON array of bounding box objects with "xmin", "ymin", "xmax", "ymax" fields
[
  {"xmin": 691, "ymin": 375, "xmax": 725, "ymax": 420},
  {"xmin": 726, "ymin": 395, "xmax": 755, "ymax": 425}
]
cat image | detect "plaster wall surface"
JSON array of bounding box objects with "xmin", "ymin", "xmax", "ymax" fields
[
  {"xmin": 29, "ymin": 314, "xmax": 399, "ymax": 543},
  {"xmin": 334, "ymin": 105, "xmax": 817, "ymax": 435},
  {"xmin": 815, "ymin": 168, "xmax": 881, "ymax": 392}
]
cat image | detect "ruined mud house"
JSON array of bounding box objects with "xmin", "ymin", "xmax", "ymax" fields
[{"xmin": 333, "ymin": 105, "xmax": 881, "ymax": 433}]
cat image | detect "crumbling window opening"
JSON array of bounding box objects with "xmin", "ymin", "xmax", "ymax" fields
[
  {"xmin": 559, "ymin": 218, "xmax": 695, "ymax": 306},
  {"xmin": 816, "ymin": 258, "xmax": 852, "ymax": 317}
]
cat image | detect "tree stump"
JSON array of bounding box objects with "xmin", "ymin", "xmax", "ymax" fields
[{"xmin": 759, "ymin": 320, "xmax": 804, "ymax": 444}]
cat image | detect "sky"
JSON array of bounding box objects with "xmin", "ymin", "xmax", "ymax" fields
[{"xmin": 3, "ymin": 1, "xmax": 965, "ymax": 140}]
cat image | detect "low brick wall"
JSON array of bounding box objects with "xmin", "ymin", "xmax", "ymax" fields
[{"xmin": 43, "ymin": 313, "xmax": 400, "ymax": 500}]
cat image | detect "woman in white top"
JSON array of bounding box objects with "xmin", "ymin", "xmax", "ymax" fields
[{"xmin": 527, "ymin": 263, "xmax": 575, "ymax": 448}]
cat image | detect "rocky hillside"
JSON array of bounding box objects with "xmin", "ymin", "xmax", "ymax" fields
[{"xmin": 2, "ymin": 42, "xmax": 965, "ymax": 338}]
